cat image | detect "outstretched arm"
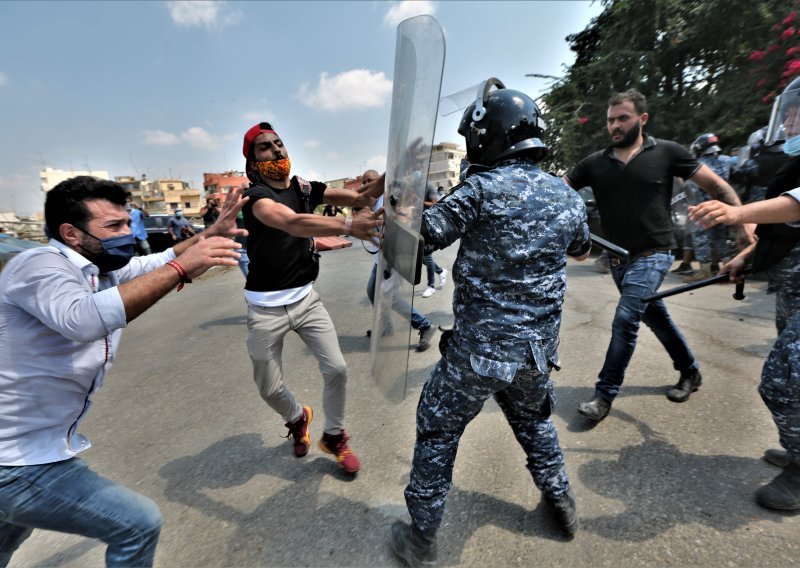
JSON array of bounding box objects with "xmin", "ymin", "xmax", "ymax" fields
[{"xmin": 690, "ymin": 195, "xmax": 800, "ymax": 228}]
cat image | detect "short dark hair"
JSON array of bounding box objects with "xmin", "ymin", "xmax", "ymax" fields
[
  {"xmin": 608, "ymin": 89, "xmax": 648, "ymax": 115},
  {"xmin": 45, "ymin": 176, "xmax": 128, "ymax": 243}
]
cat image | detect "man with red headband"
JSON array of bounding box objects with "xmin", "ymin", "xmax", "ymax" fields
[{"xmin": 240, "ymin": 122, "xmax": 383, "ymax": 474}]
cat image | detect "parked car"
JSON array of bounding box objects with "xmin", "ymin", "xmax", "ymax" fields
[
  {"xmin": 142, "ymin": 214, "xmax": 204, "ymax": 253},
  {"xmin": 0, "ymin": 234, "xmax": 45, "ymax": 273}
]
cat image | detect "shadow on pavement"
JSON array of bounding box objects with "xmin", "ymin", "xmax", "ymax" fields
[
  {"xmin": 158, "ymin": 433, "xmax": 573, "ymax": 566},
  {"xmin": 570, "ymin": 409, "xmax": 783, "ymax": 541}
]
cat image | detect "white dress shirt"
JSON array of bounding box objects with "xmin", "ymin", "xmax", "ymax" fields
[{"xmin": 0, "ymin": 240, "xmax": 175, "ymax": 465}]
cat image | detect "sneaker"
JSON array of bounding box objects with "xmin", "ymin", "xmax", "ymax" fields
[
  {"xmin": 416, "ymin": 326, "xmax": 435, "ymax": 352},
  {"xmin": 544, "ymin": 490, "xmax": 579, "ymax": 537},
  {"xmin": 390, "ymin": 521, "xmax": 437, "ymax": 567},
  {"xmin": 319, "ymin": 430, "xmax": 361, "ymax": 473},
  {"xmin": 284, "ymin": 406, "xmax": 313, "ymax": 457},
  {"xmin": 666, "ymin": 370, "xmax": 702, "ymax": 403},
  {"xmin": 421, "ymin": 287, "xmax": 435, "ymax": 298},
  {"xmin": 437, "ymin": 269, "xmax": 447, "ymax": 289},
  {"xmin": 671, "ymin": 262, "xmax": 694, "ymax": 275},
  {"xmin": 577, "ymin": 397, "xmax": 611, "ymax": 421}
]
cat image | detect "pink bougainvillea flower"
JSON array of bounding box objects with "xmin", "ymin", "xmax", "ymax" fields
[
  {"xmin": 783, "ymin": 12, "xmax": 797, "ymax": 25},
  {"xmin": 578, "ymin": 117, "xmax": 589, "ymax": 124},
  {"xmin": 749, "ymin": 50, "xmax": 766, "ymax": 61},
  {"xmin": 781, "ymin": 27, "xmax": 796, "ymax": 41}
]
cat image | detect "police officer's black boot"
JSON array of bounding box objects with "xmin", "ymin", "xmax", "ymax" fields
[
  {"xmin": 544, "ymin": 489, "xmax": 579, "ymax": 537},
  {"xmin": 764, "ymin": 448, "xmax": 791, "ymax": 468},
  {"xmin": 390, "ymin": 521, "xmax": 437, "ymax": 567},
  {"xmin": 666, "ymin": 370, "xmax": 702, "ymax": 403},
  {"xmin": 755, "ymin": 460, "xmax": 800, "ymax": 511}
]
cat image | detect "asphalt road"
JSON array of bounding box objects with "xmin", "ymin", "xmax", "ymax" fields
[{"xmin": 10, "ymin": 243, "xmax": 799, "ymax": 567}]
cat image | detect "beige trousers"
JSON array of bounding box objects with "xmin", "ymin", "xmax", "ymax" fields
[{"xmin": 246, "ymin": 289, "xmax": 347, "ymax": 434}]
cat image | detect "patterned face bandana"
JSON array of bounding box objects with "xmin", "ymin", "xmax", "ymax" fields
[{"xmin": 251, "ymin": 158, "xmax": 291, "ymax": 180}]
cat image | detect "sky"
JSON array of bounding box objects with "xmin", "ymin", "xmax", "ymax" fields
[{"xmin": 0, "ymin": 0, "xmax": 603, "ymax": 215}]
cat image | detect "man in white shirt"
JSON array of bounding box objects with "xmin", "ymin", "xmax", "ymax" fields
[{"xmin": 0, "ymin": 176, "xmax": 245, "ymax": 567}]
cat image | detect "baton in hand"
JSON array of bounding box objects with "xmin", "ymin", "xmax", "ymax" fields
[
  {"xmin": 642, "ymin": 269, "xmax": 750, "ymax": 303},
  {"xmin": 590, "ymin": 234, "xmax": 629, "ymax": 263}
]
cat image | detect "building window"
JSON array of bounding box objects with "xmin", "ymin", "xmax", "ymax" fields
[
  {"xmin": 169, "ymin": 202, "xmax": 179, "ymax": 209},
  {"xmin": 184, "ymin": 202, "xmax": 191, "ymax": 208}
]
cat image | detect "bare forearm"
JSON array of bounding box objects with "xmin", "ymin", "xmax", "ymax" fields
[
  {"xmin": 284, "ymin": 214, "xmax": 347, "ymax": 237},
  {"xmin": 323, "ymin": 189, "xmax": 357, "ymax": 206},
  {"xmin": 704, "ymin": 180, "xmax": 741, "ymax": 207},
  {"xmin": 118, "ymin": 265, "xmax": 182, "ymax": 322},
  {"xmin": 741, "ymin": 196, "xmax": 800, "ymax": 224}
]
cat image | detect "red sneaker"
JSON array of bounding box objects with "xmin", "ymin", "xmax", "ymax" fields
[
  {"xmin": 284, "ymin": 406, "xmax": 313, "ymax": 457},
  {"xmin": 319, "ymin": 430, "xmax": 361, "ymax": 473}
]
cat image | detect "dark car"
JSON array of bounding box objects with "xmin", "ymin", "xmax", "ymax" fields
[
  {"xmin": 142, "ymin": 214, "xmax": 204, "ymax": 253},
  {"xmin": 578, "ymin": 183, "xmax": 687, "ymax": 255},
  {"xmin": 0, "ymin": 234, "xmax": 45, "ymax": 273}
]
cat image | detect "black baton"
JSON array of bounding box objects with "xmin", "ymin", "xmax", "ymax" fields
[
  {"xmin": 642, "ymin": 269, "xmax": 750, "ymax": 303},
  {"xmin": 590, "ymin": 234, "xmax": 630, "ymax": 263}
]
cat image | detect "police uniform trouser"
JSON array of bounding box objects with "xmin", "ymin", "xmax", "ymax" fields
[
  {"xmin": 759, "ymin": 295, "xmax": 800, "ymax": 464},
  {"xmin": 404, "ymin": 337, "xmax": 569, "ymax": 533}
]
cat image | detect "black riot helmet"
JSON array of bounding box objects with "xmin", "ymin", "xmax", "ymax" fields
[
  {"xmin": 457, "ymin": 78, "xmax": 548, "ymax": 166},
  {"xmin": 766, "ymin": 75, "xmax": 800, "ymax": 147},
  {"xmin": 690, "ymin": 133, "xmax": 722, "ymax": 157}
]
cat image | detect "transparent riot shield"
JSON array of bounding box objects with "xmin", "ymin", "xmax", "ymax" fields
[{"xmin": 370, "ymin": 15, "xmax": 445, "ymax": 402}]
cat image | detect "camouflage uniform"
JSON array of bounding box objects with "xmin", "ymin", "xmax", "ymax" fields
[
  {"xmin": 685, "ymin": 154, "xmax": 732, "ymax": 263},
  {"xmin": 404, "ymin": 159, "xmax": 590, "ymax": 533},
  {"xmin": 760, "ymin": 186, "xmax": 800, "ymax": 463}
]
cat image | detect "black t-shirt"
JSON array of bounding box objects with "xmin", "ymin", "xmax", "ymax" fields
[
  {"xmin": 566, "ymin": 136, "xmax": 701, "ymax": 255},
  {"xmin": 243, "ymin": 176, "xmax": 326, "ymax": 292},
  {"xmin": 753, "ymin": 156, "xmax": 800, "ymax": 272}
]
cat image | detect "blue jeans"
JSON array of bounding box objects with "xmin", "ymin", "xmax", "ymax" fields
[
  {"xmin": 367, "ymin": 264, "xmax": 430, "ymax": 330},
  {"xmin": 595, "ymin": 252, "xmax": 698, "ymax": 401},
  {"xmin": 423, "ymin": 253, "xmax": 443, "ymax": 288},
  {"xmin": 0, "ymin": 458, "xmax": 162, "ymax": 567},
  {"xmin": 238, "ymin": 249, "xmax": 250, "ymax": 277}
]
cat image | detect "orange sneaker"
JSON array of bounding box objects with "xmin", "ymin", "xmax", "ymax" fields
[
  {"xmin": 319, "ymin": 430, "xmax": 361, "ymax": 473},
  {"xmin": 284, "ymin": 406, "xmax": 313, "ymax": 457}
]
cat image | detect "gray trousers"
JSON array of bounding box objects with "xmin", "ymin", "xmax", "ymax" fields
[{"xmin": 246, "ymin": 289, "xmax": 347, "ymax": 434}]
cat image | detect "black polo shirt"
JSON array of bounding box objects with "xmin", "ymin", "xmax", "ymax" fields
[{"xmin": 566, "ymin": 136, "xmax": 701, "ymax": 256}]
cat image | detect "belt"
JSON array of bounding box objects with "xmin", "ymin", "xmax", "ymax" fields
[{"xmin": 608, "ymin": 248, "xmax": 670, "ymax": 267}]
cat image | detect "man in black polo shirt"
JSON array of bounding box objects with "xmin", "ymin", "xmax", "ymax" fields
[
  {"xmin": 565, "ymin": 89, "xmax": 751, "ymax": 421},
  {"xmin": 240, "ymin": 122, "xmax": 384, "ymax": 473}
]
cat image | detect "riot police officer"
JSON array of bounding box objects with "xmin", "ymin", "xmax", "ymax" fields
[
  {"xmin": 732, "ymin": 127, "xmax": 789, "ymax": 205},
  {"xmin": 390, "ymin": 79, "xmax": 591, "ymax": 565},
  {"xmin": 683, "ymin": 133, "xmax": 733, "ymax": 281},
  {"xmin": 689, "ymin": 75, "xmax": 800, "ymax": 511}
]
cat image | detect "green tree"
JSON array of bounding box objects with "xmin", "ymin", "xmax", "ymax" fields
[{"xmin": 541, "ymin": 0, "xmax": 798, "ymax": 172}]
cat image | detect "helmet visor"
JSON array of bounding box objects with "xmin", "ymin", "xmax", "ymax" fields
[
  {"xmin": 438, "ymin": 77, "xmax": 505, "ymax": 117},
  {"xmin": 766, "ymin": 88, "xmax": 800, "ymax": 145}
]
